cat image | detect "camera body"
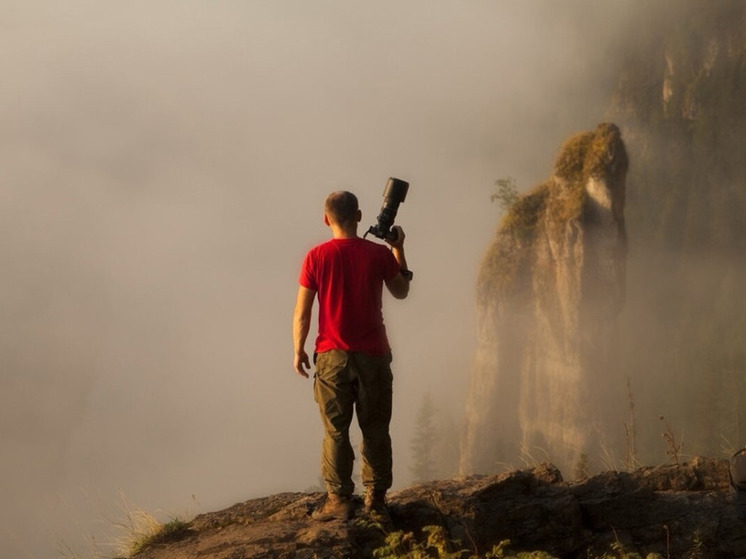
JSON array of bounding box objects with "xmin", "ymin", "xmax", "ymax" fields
[{"xmin": 366, "ymin": 177, "xmax": 409, "ymax": 242}]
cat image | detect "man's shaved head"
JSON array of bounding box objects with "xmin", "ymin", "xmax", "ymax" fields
[{"xmin": 325, "ymin": 191, "xmax": 359, "ymax": 226}]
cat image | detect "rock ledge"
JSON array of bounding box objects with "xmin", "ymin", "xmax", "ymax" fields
[{"xmin": 129, "ymin": 458, "xmax": 746, "ymax": 559}]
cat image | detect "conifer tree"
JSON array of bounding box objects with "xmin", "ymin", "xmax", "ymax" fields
[{"xmin": 410, "ymin": 392, "xmax": 439, "ymax": 484}]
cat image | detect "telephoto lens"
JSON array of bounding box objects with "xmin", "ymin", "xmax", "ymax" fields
[{"xmin": 367, "ymin": 177, "xmax": 409, "ymax": 241}]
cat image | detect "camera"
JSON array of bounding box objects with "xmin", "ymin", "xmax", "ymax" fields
[{"xmin": 366, "ymin": 177, "xmax": 409, "ymax": 242}]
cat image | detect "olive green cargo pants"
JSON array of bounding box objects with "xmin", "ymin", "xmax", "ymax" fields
[{"xmin": 314, "ymin": 350, "xmax": 393, "ymax": 496}]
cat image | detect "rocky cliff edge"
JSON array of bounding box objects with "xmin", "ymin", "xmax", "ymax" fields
[{"xmin": 125, "ymin": 457, "xmax": 746, "ymax": 559}]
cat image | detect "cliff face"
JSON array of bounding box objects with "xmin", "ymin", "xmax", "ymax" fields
[
  {"xmin": 460, "ymin": 123, "xmax": 628, "ymax": 477},
  {"xmin": 463, "ymin": 0, "xmax": 746, "ymax": 475},
  {"xmin": 125, "ymin": 458, "xmax": 746, "ymax": 559},
  {"xmin": 607, "ymin": 0, "xmax": 746, "ymax": 460}
]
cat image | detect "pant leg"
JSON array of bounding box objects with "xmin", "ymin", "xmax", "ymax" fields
[
  {"xmin": 352, "ymin": 352, "xmax": 393, "ymax": 492},
  {"xmin": 314, "ymin": 350, "xmax": 356, "ymax": 495}
]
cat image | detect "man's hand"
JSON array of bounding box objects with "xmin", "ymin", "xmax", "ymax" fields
[
  {"xmin": 293, "ymin": 285, "xmax": 316, "ymax": 379},
  {"xmin": 387, "ymin": 226, "xmax": 405, "ymax": 249},
  {"xmin": 294, "ymin": 350, "xmax": 311, "ymax": 378},
  {"xmin": 384, "ymin": 225, "xmax": 410, "ymax": 299}
]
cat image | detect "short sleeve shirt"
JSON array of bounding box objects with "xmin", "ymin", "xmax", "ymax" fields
[{"xmin": 299, "ymin": 237, "xmax": 401, "ymax": 355}]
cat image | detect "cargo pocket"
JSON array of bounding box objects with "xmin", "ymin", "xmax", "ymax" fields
[{"xmin": 313, "ymin": 350, "xmax": 349, "ymax": 405}]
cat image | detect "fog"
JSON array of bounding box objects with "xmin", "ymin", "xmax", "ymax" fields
[{"xmin": 0, "ymin": 2, "xmax": 633, "ymax": 557}]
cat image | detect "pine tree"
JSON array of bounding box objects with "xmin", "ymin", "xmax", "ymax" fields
[
  {"xmin": 490, "ymin": 176, "xmax": 519, "ymax": 210},
  {"xmin": 410, "ymin": 392, "xmax": 439, "ymax": 484}
]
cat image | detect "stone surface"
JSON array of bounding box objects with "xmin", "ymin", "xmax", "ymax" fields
[{"xmin": 125, "ymin": 458, "xmax": 746, "ymax": 559}]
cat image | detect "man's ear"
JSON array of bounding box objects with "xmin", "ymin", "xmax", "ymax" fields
[
  {"xmin": 324, "ymin": 213, "xmax": 331, "ymax": 227},
  {"xmin": 355, "ymin": 209, "xmax": 362, "ymax": 223}
]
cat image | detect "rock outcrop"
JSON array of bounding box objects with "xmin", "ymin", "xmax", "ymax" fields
[
  {"xmin": 460, "ymin": 123, "xmax": 628, "ymax": 477},
  {"xmin": 124, "ymin": 458, "xmax": 746, "ymax": 558}
]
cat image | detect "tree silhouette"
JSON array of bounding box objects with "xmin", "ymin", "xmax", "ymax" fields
[
  {"xmin": 490, "ymin": 176, "xmax": 519, "ymax": 211},
  {"xmin": 410, "ymin": 392, "xmax": 439, "ymax": 484}
]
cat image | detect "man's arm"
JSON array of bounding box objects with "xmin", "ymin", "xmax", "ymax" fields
[
  {"xmin": 293, "ymin": 286, "xmax": 316, "ymax": 378},
  {"xmin": 385, "ymin": 226, "xmax": 410, "ymax": 300}
]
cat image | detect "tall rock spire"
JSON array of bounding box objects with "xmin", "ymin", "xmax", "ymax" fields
[{"xmin": 461, "ymin": 123, "xmax": 628, "ymax": 477}]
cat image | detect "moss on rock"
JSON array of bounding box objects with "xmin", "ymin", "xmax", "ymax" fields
[{"xmin": 478, "ymin": 123, "xmax": 627, "ymax": 302}]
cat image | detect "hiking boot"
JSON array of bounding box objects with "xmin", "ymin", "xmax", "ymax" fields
[
  {"xmin": 311, "ymin": 493, "xmax": 353, "ymax": 521},
  {"xmin": 363, "ymin": 489, "xmax": 387, "ymax": 514}
]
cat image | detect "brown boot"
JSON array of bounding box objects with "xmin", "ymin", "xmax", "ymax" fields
[
  {"xmin": 363, "ymin": 489, "xmax": 387, "ymax": 514},
  {"xmin": 311, "ymin": 493, "xmax": 353, "ymax": 521}
]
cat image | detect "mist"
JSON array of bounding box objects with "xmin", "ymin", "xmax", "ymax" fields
[{"xmin": 0, "ymin": 2, "xmax": 635, "ymax": 557}]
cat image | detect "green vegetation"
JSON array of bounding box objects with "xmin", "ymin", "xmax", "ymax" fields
[
  {"xmin": 477, "ymin": 182, "xmax": 548, "ymax": 303},
  {"xmin": 110, "ymin": 498, "xmax": 193, "ymax": 557},
  {"xmin": 553, "ymin": 123, "xmax": 627, "ymax": 185},
  {"xmin": 370, "ymin": 526, "xmax": 690, "ymax": 559},
  {"xmin": 372, "ymin": 526, "xmax": 466, "ymax": 559},
  {"xmin": 600, "ymin": 540, "xmax": 662, "ymax": 559},
  {"xmin": 500, "ymin": 183, "xmax": 550, "ymax": 238},
  {"xmin": 478, "ymin": 122, "xmax": 627, "ymax": 303},
  {"xmin": 553, "ymin": 131, "xmax": 595, "ymax": 183},
  {"xmin": 490, "ymin": 177, "xmax": 519, "ymax": 211},
  {"xmin": 550, "ymin": 123, "xmax": 628, "ymax": 225},
  {"xmin": 372, "ymin": 527, "xmax": 556, "ymax": 559},
  {"xmin": 127, "ymin": 517, "xmax": 191, "ymax": 556}
]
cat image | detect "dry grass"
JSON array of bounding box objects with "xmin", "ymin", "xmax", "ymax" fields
[{"xmin": 110, "ymin": 496, "xmax": 193, "ymax": 557}]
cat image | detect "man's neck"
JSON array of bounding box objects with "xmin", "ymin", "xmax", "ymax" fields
[{"xmin": 331, "ymin": 225, "xmax": 359, "ymax": 240}]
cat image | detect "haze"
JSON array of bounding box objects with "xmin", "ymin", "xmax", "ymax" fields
[{"xmin": 0, "ymin": 2, "xmax": 633, "ymax": 557}]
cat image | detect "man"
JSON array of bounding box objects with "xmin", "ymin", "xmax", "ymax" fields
[{"xmin": 293, "ymin": 190, "xmax": 411, "ymax": 521}]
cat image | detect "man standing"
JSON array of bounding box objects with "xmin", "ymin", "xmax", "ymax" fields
[{"xmin": 293, "ymin": 190, "xmax": 411, "ymax": 521}]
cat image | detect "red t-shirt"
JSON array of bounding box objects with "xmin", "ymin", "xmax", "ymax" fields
[{"xmin": 299, "ymin": 237, "xmax": 401, "ymax": 355}]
